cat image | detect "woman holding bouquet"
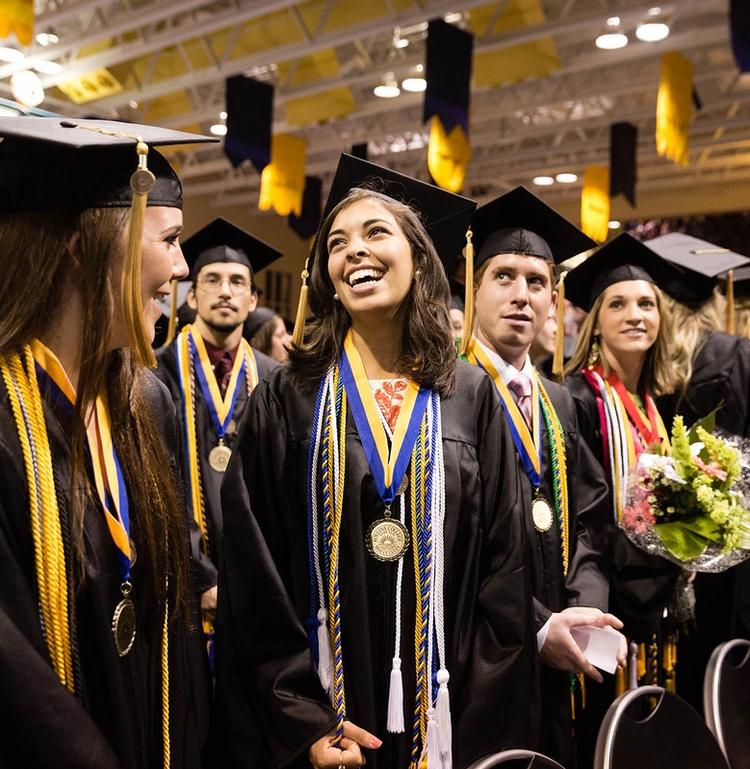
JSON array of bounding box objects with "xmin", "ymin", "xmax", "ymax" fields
[
  {"xmin": 213, "ymin": 155, "xmax": 537, "ymax": 769},
  {"xmin": 561, "ymin": 233, "xmax": 682, "ymax": 765}
]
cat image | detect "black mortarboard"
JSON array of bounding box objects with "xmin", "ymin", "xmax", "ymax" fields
[
  {"xmin": 181, "ymin": 217, "xmax": 283, "ymax": 280},
  {"xmin": 0, "ymin": 116, "xmax": 217, "ymax": 213},
  {"xmin": 322, "ymin": 153, "xmax": 476, "ymax": 276},
  {"xmin": 643, "ymin": 232, "xmax": 750, "ymax": 304},
  {"xmin": 471, "ymin": 186, "xmax": 597, "ymax": 268},
  {"xmin": 565, "ymin": 233, "xmax": 680, "ymax": 312}
]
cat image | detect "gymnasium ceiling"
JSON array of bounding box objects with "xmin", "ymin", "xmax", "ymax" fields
[{"xmin": 0, "ymin": 0, "xmax": 744, "ymax": 213}]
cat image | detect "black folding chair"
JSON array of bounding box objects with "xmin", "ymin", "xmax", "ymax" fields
[
  {"xmin": 704, "ymin": 638, "xmax": 750, "ymax": 769},
  {"xmin": 468, "ymin": 749, "xmax": 565, "ymax": 769},
  {"xmin": 594, "ymin": 685, "xmax": 729, "ymax": 769}
]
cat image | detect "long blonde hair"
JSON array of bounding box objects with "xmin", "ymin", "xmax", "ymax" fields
[
  {"xmin": 665, "ymin": 288, "xmax": 726, "ymax": 395},
  {"xmin": 564, "ymin": 283, "xmax": 678, "ymax": 396}
]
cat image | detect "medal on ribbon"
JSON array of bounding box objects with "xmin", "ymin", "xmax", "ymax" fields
[
  {"xmin": 189, "ymin": 328, "xmax": 258, "ymax": 473},
  {"xmin": 32, "ymin": 341, "xmax": 137, "ymax": 656},
  {"xmin": 468, "ymin": 340, "xmax": 553, "ymax": 532},
  {"xmin": 339, "ymin": 331, "xmax": 430, "ymax": 561}
]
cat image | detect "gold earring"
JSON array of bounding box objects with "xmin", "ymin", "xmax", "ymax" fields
[{"xmin": 587, "ymin": 337, "xmax": 601, "ymax": 368}]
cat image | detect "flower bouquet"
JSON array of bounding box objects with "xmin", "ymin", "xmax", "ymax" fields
[{"xmin": 620, "ymin": 415, "xmax": 750, "ymax": 572}]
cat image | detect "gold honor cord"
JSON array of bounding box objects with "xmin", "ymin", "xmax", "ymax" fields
[{"xmin": 0, "ymin": 348, "xmax": 74, "ymax": 691}]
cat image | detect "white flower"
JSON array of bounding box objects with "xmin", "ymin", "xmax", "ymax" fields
[{"xmin": 638, "ymin": 453, "xmax": 686, "ymax": 484}]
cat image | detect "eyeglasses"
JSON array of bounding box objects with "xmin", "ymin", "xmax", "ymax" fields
[{"xmin": 197, "ymin": 275, "xmax": 252, "ymax": 295}]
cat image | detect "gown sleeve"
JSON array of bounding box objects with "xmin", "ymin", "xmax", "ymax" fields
[
  {"xmin": 211, "ymin": 375, "xmax": 336, "ymax": 769},
  {"xmin": 0, "ymin": 439, "xmax": 121, "ymax": 769},
  {"xmin": 452, "ymin": 376, "xmax": 540, "ymax": 765}
]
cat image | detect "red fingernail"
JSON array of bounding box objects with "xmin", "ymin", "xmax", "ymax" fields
[{"xmin": 371, "ymin": 738, "xmax": 382, "ymax": 749}]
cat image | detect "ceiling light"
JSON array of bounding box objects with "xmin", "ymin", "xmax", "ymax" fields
[
  {"xmin": 608, "ymin": 220, "xmax": 622, "ymax": 229},
  {"xmin": 219, "ymin": 111, "xmax": 227, "ymax": 119},
  {"xmin": 533, "ymin": 176, "xmax": 555, "ymax": 186},
  {"xmin": 606, "ymin": 16, "xmax": 621, "ymax": 27},
  {"xmin": 0, "ymin": 46, "xmax": 25, "ymax": 63},
  {"xmin": 636, "ymin": 21, "xmax": 670, "ymax": 42},
  {"xmin": 128, "ymin": 99, "xmax": 139, "ymax": 109},
  {"xmin": 402, "ymin": 77, "xmax": 426, "ymax": 92},
  {"xmin": 393, "ymin": 28, "xmax": 409, "ymax": 49},
  {"xmin": 374, "ymin": 73, "xmax": 400, "ymax": 98},
  {"xmin": 555, "ymin": 172, "xmax": 578, "ymax": 183},
  {"xmin": 596, "ymin": 32, "xmax": 628, "ymax": 50},
  {"xmin": 36, "ymin": 32, "xmax": 59, "ymax": 46},
  {"xmin": 210, "ymin": 123, "xmax": 227, "ymax": 136},
  {"xmin": 11, "ymin": 70, "xmax": 44, "ymax": 107},
  {"xmin": 444, "ymin": 12, "xmax": 463, "ymax": 24},
  {"xmin": 33, "ymin": 60, "xmax": 62, "ymax": 75}
]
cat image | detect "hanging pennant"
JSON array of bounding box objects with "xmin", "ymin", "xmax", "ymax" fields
[
  {"xmin": 610, "ymin": 122, "xmax": 637, "ymax": 207},
  {"xmin": 288, "ymin": 175, "xmax": 322, "ymax": 240},
  {"xmin": 427, "ymin": 116, "xmax": 471, "ymax": 193},
  {"xmin": 581, "ymin": 165, "xmax": 611, "ymax": 244},
  {"xmin": 424, "ymin": 18, "xmax": 474, "ymax": 192},
  {"xmin": 0, "ymin": 0, "xmax": 33, "ymax": 46},
  {"xmin": 259, "ymin": 134, "xmax": 306, "ymax": 217},
  {"xmin": 225, "ymin": 76, "xmax": 273, "ymax": 172},
  {"xmin": 731, "ymin": 0, "xmax": 750, "ymax": 72},
  {"xmin": 656, "ymin": 52, "xmax": 693, "ymax": 167}
]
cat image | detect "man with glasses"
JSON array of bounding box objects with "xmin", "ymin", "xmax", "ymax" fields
[{"xmin": 156, "ymin": 218, "xmax": 282, "ymax": 633}]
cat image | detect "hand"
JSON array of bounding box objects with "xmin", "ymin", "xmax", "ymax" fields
[
  {"xmin": 539, "ymin": 607, "xmax": 625, "ymax": 683},
  {"xmin": 200, "ymin": 586, "xmax": 218, "ymax": 621},
  {"xmin": 309, "ymin": 720, "xmax": 382, "ymax": 768}
]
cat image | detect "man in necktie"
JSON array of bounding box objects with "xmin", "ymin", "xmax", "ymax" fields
[
  {"xmin": 155, "ymin": 218, "xmax": 282, "ymax": 629},
  {"xmin": 464, "ymin": 187, "xmax": 626, "ymax": 765}
]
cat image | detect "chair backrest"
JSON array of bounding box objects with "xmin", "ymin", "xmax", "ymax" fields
[
  {"xmin": 704, "ymin": 638, "xmax": 750, "ymax": 769},
  {"xmin": 594, "ymin": 685, "xmax": 730, "ymax": 769},
  {"xmin": 468, "ymin": 749, "xmax": 565, "ymax": 769}
]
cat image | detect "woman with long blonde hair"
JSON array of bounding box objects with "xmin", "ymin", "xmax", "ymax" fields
[
  {"xmin": 562, "ymin": 233, "xmax": 682, "ymax": 766},
  {"xmin": 0, "ymin": 118, "xmax": 213, "ymax": 769}
]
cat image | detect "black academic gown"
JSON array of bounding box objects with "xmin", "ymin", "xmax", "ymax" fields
[
  {"xmin": 656, "ymin": 331, "xmax": 750, "ymax": 712},
  {"xmin": 565, "ymin": 371, "xmax": 680, "ymax": 768},
  {"xmin": 155, "ymin": 341, "xmax": 278, "ymax": 593},
  {"xmin": 514, "ymin": 375, "xmax": 611, "ymax": 767},
  {"xmin": 0, "ymin": 371, "xmax": 210, "ymax": 769},
  {"xmin": 213, "ymin": 361, "xmax": 539, "ymax": 769}
]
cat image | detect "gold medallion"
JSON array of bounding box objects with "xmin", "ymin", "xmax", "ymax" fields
[
  {"xmin": 366, "ymin": 518, "xmax": 410, "ymax": 562},
  {"xmin": 532, "ymin": 495, "xmax": 554, "ymax": 533},
  {"xmin": 208, "ymin": 442, "xmax": 232, "ymax": 472},
  {"xmin": 130, "ymin": 167, "xmax": 156, "ymax": 195},
  {"xmin": 112, "ymin": 597, "xmax": 137, "ymax": 657}
]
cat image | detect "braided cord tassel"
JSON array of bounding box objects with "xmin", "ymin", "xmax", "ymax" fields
[
  {"xmin": 539, "ymin": 386, "xmax": 570, "ymax": 576},
  {"xmin": 161, "ymin": 590, "xmax": 170, "ymax": 769}
]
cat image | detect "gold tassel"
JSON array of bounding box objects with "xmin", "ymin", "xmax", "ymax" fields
[
  {"xmin": 292, "ymin": 257, "xmax": 310, "ymax": 348},
  {"xmin": 552, "ymin": 271, "xmax": 566, "ymax": 380},
  {"xmin": 164, "ymin": 278, "xmax": 179, "ymax": 347},
  {"xmin": 615, "ymin": 666, "xmax": 627, "ymax": 697},
  {"xmin": 727, "ymin": 268, "xmax": 736, "ymax": 334},
  {"xmin": 123, "ymin": 139, "xmax": 157, "ymax": 367},
  {"xmin": 459, "ymin": 228, "xmax": 474, "ymax": 358}
]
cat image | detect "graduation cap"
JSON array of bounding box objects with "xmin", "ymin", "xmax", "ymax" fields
[
  {"xmin": 468, "ymin": 185, "xmax": 597, "ymax": 365},
  {"xmin": 564, "ymin": 233, "xmax": 680, "ymax": 313},
  {"xmin": 0, "ymin": 116, "xmax": 217, "ymax": 367},
  {"xmin": 292, "ymin": 153, "xmax": 476, "ymax": 345},
  {"xmin": 181, "ymin": 217, "xmax": 283, "ymax": 279},
  {"xmin": 0, "ymin": 116, "xmax": 216, "ymax": 212},
  {"xmin": 644, "ymin": 231, "xmax": 750, "ymax": 333},
  {"xmin": 244, "ymin": 306, "xmax": 276, "ymax": 341}
]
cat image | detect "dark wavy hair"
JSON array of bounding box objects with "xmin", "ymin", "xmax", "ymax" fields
[{"xmin": 288, "ymin": 187, "xmax": 456, "ymax": 396}]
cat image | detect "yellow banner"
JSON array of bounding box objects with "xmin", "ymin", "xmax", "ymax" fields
[
  {"xmin": 0, "ymin": 0, "xmax": 33, "ymax": 46},
  {"xmin": 259, "ymin": 134, "xmax": 307, "ymax": 216},
  {"xmin": 57, "ymin": 69, "xmax": 124, "ymax": 104},
  {"xmin": 427, "ymin": 116, "xmax": 471, "ymax": 193},
  {"xmin": 581, "ymin": 165, "xmax": 611, "ymax": 243},
  {"xmin": 656, "ymin": 52, "xmax": 693, "ymax": 166}
]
